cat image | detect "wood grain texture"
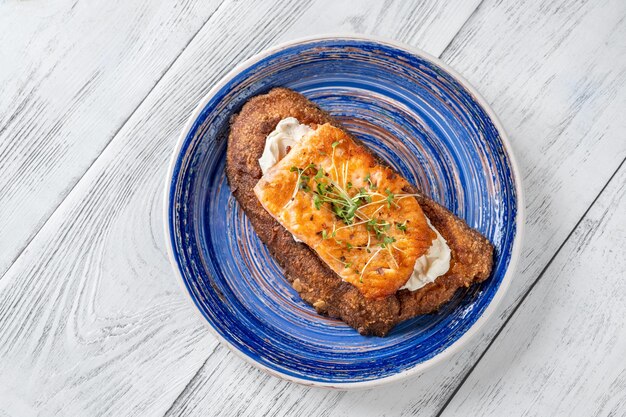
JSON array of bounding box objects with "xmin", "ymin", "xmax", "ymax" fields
[
  {"xmin": 440, "ymin": 162, "xmax": 626, "ymax": 417},
  {"xmin": 0, "ymin": 0, "xmax": 478, "ymax": 279},
  {"xmin": 430, "ymin": 0, "xmax": 626, "ymax": 410},
  {"xmin": 164, "ymin": 0, "xmax": 626, "ymax": 416},
  {"xmin": 1, "ymin": 0, "xmax": 624, "ymax": 415},
  {"xmin": 0, "ymin": 0, "xmax": 224, "ymax": 277},
  {"xmin": 0, "ymin": 0, "xmax": 481, "ymax": 415},
  {"xmin": 272, "ymin": 0, "xmax": 482, "ymax": 56}
]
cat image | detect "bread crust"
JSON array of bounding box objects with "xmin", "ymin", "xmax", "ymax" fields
[{"xmin": 226, "ymin": 87, "xmax": 494, "ymax": 336}]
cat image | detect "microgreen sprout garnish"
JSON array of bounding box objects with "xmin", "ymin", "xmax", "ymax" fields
[
  {"xmin": 358, "ymin": 247, "xmax": 382, "ymax": 283},
  {"xmin": 385, "ymin": 188, "xmax": 398, "ymax": 208},
  {"xmin": 356, "ymin": 187, "xmax": 372, "ymax": 204},
  {"xmin": 395, "ymin": 193, "xmax": 421, "ymax": 201},
  {"xmin": 391, "ymin": 245, "xmax": 406, "ymax": 253},
  {"xmin": 380, "ymin": 235, "xmax": 396, "ymax": 248},
  {"xmin": 366, "ymin": 219, "xmax": 391, "ymax": 239},
  {"xmin": 299, "ymin": 178, "xmax": 310, "ymax": 192},
  {"xmin": 291, "ymin": 164, "xmax": 368, "ymax": 226},
  {"xmin": 331, "ymin": 141, "xmax": 341, "ymax": 181},
  {"xmin": 286, "ymin": 157, "xmax": 418, "ymax": 281},
  {"xmin": 364, "ymin": 173, "xmax": 377, "ymax": 189},
  {"xmin": 313, "ymin": 194, "xmax": 322, "ymax": 209},
  {"xmin": 285, "ymin": 166, "xmax": 311, "ymax": 208},
  {"xmin": 396, "ymin": 220, "xmax": 407, "ymax": 232}
]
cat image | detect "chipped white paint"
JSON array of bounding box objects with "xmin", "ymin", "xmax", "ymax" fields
[{"xmin": 0, "ymin": 0, "xmax": 624, "ymax": 416}]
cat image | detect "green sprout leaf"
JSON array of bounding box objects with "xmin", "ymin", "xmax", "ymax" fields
[
  {"xmin": 385, "ymin": 189, "xmax": 395, "ymax": 208},
  {"xmin": 380, "ymin": 235, "xmax": 396, "ymax": 248}
]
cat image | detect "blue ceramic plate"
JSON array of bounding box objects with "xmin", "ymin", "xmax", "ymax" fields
[{"xmin": 164, "ymin": 36, "xmax": 523, "ymax": 388}]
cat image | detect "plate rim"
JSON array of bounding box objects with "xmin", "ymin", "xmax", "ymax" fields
[{"xmin": 163, "ymin": 33, "xmax": 525, "ymax": 390}]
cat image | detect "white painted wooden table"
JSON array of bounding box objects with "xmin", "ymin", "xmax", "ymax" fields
[{"xmin": 1, "ymin": 1, "xmax": 624, "ymax": 416}]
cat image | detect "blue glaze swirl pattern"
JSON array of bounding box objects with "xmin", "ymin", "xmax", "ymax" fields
[{"xmin": 165, "ymin": 37, "xmax": 521, "ymax": 386}]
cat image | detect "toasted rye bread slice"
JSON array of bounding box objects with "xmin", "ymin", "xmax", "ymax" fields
[{"xmin": 226, "ymin": 88, "xmax": 494, "ymax": 336}]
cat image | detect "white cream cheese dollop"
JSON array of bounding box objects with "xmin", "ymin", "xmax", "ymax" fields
[
  {"xmin": 258, "ymin": 118, "xmax": 451, "ymax": 289},
  {"xmin": 400, "ymin": 217, "xmax": 451, "ymax": 291},
  {"xmin": 258, "ymin": 117, "xmax": 313, "ymax": 175}
]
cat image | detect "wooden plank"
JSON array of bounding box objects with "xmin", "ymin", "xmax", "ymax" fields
[
  {"xmin": 0, "ymin": 0, "xmax": 224, "ymax": 276},
  {"xmin": 273, "ymin": 0, "xmax": 482, "ymax": 56},
  {"xmin": 163, "ymin": 0, "xmax": 626, "ymax": 416},
  {"xmin": 0, "ymin": 0, "xmax": 481, "ymax": 415},
  {"xmin": 440, "ymin": 162, "xmax": 626, "ymax": 416}
]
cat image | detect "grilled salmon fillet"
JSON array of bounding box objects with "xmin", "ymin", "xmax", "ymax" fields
[
  {"xmin": 254, "ymin": 124, "xmax": 435, "ymax": 299},
  {"xmin": 226, "ymin": 87, "xmax": 494, "ymax": 336}
]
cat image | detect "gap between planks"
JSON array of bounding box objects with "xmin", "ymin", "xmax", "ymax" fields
[
  {"xmin": 0, "ymin": 0, "xmax": 228, "ymax": 284},
  {"xmin": 433, "ymin": 156, "xmax": 626, "ymax": 417},
  {"xmin": 3, "ymin": 0, "xmax": 620, "ymax": 413},
  {"xmin": 437, "ymin": 0, "xmax": 485, "ymax": 58},
  {"xmin": 162, "ymin": 344, "xmax": 220, "ymax": 417}
]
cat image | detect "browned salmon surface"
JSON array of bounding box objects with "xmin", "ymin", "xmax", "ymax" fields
[{"xmin": 254, "ymin": 124, "xmax": 435, "ymax": 299}]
